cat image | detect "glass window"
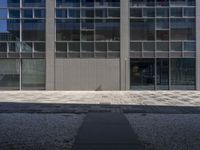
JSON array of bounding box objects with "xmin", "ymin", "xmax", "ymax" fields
[
  {"xmin": 184, "ymin": 42, "xmax": 196, "ymax": 51},
  {"xmin": 108, "ymin": 42, "xmax": 120, "ymax": 51},
  {"xmin": 81, "ymin": 42, "xmax": 94, "ymax": 52},
  {"xmin": 22, "ymin": 9, "xmax": 33, "ymax": 18},
  {"xmin": 143, "ymin": 8, "xmax": 155, "ymax": 17},
  {"xmin": 56, "ymin": 19, "xmax": 80, "ymax": 41},
  {"xmin": 156, "ymin": 0, "xmax": 169, "ymax": 6},
  {"xmin": 34, "ymin": 43, "xmax": 45, "ymax": 52},
  {"xmin": 56, "ymin": 9, "xmax": 67, "ymax": 18},
  {"xmin": 0, "ymin": 59, "xmax": 20, "ymax": 90},
  {"xmin": 34, "ymin": 9, "xmax": 45, "ymax": 18},
  {"xmin": 8, "ymin": 0, "xmax": 20, "ymax": 7},
  {"xmin": 9, "ymin": 9, "xmax": 20, "ymax": 18},
  {"xmin": 171, "ymin": 42, "xmax": 182, "ymax": 51},
  {"xmin": 0, "ymin": 42, "xmax": 7, "ymax": 52},
  {"xmin": 95, "ymin": 9, "xmax": 107, "ymax": 18},
  {"xmin": 184, "ymin": 8, "xmax": 195, "ymax": 17},
  {"xmin": 81, "ymin": 31, "xmax": 94, "ymax": 41},
  {"xmin": 109, "ymin": 0, "xmax": 120, "ymax": 7},
  {"xmin": 130, "ymin": 59, "xmax": 155, "ymax": 90},
  {"xmin": 0, "ymin": 9, "xmax": 7, "ymax": 19},
  {"xmin": 156, "ymin": 30, "xmax": 169, "ymax": 41},
  {"xmin": 0, "ymin": 0, "xmax": 7, "ymax": 7},
  {"xmin": 96, "ymin": 0, "xmax": 120, "ymax": 7},
  {"xmin": 157, "ymin": 59, "xmax": 169, "ymax": 90},
  {"xmin": 56, "ymin": 42, "xmax": 67, "ymax": 52},
  {"xmin": 130, "ymin": 42, "xmax": 142, "ymax": 51},
  {"xmin": 95, "ymin": 19, "xmax": 120, "ymax": 41},
  {"xmin": 22, "ymin": 0, "xmax": 45, "ymax": 7},
  {"xmin": 130, "ymin": 19, "xmax": 155, "ymax": 41},
  {"xmin": 157, "ymin": 42, "xmax": 169, "ymax": 51},
  {"xmin": 69, "ymin": 9, "xmax": 80, "ymax": 18},
  {"xmin": 82, "ymin": 9, "xmax": 94, "ymax": 18},
  {"xmin": 82, "ymin": 0, "xmax": 94, "ymax": 7},
  {"xmin": 108, "ymin": 8, "xmax": 120, "ymax": 18},
  {"xmin": 8, "ymin": 42, "xmax": 20, "ymax": 52},
  {"xmin": 81, "ymin": 19, "xmax": 94, "ymax": 30},
  {"xmin": 96, "ymin": 42, "xmax": 107, "ymax": 51},
  {"xmin": 156, "ymin": 8, "xmax": 169, "ymax": 17},
  {"xmin": 171, "ymin": 8, "xmax": 182, "ymax": 17},
  {"xmin": 187, "ymin": 0, "xmax": 195, "ymax": 6},
  {"xmin": 143, "ymin": 42, "xmax": 155, "ymax": 51},
  {"xmin": 130, "ymin": 8, "xmax": 142, "ymax": 18},
  {"xmin": 22, "ymin": 59, "xmax": 45, "ymax": 90},
  {"xmin": 0, "ymin": 19, "xmax": 20, "ymax": 41},
  {"xmin": 171, "ymin": 58, "xmax": 195, "ymax": 89},
  {"xmin": 171, "ymin": 0, "xmax": 186, "ymax": 6},
  {"xmin": 68, "ymin": 42, "xmax": 80, "ymax": 52},
  {"xmin": 22, "ymin": 19, "xmax": 45, "ymax": 41},
  {"xmin": 171, "ymin": 18, "xmax": 195, "ymax": 40},
  {"xmin": 21, "ymin": 42, "xmax": 33, "ymax": 52},
  {"xmin": 56, "ymin": 0, "xmax": 80, "ymax": 7},
  {"xmin": 130, "ymin": 0, "xmax": 155, "ymax": 7},
  {"xmin": 156, "ymin": 19, "xmax": 169, "ymax": 29}
]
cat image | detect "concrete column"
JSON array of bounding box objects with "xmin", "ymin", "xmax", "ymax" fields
[
  {"xmin": 46, "ymin": 0, "xmax": 55, "ymax": 90},
  {"xmin": 120, "ymin": 0, "xmax": 130, "ymax": 90},
  {"xmin": 196, "ymin": 1, "xmax": 200, "ymax": 90}
]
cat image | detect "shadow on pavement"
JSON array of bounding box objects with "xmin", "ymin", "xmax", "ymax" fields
[{"xmin": 0, "ymin": 102, "xmax": 200, "ymax": 114}]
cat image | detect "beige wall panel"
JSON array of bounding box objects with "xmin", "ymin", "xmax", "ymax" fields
[
  {"xmin": 80, "ymin": 59, "xmax": 89, "ymax": 90},
  {"xmin": 55, "ymin": 59, "xmax": 64, "ymax": 90},
  {"xmin": 96, "ymin": 59, "xmax": 106, "ymax": 90},
  {"xmin": 55, "ymin": 59, "xmax": 120, "ymax": 90},
  {"xmin": 88, "ymin": 59, "xmax": 97, "ymax": 90}
]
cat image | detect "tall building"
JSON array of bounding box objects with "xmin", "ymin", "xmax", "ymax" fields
[{"xmin": 0, "ymin": 0, "xmax": 198, "ymax": 90}]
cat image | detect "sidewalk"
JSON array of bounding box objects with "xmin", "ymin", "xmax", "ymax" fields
[{"xmin": 0, "ymin": 91, "xmax": 200, "ymax": 106}]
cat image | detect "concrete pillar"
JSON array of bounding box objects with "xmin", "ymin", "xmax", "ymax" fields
[
  {"xmin": 120, "ymin": 0, "xmax": 130, "ymax": 90},
  {"xmin": 196, "ymin": 1, "xmax": 200, "ymax": 90},
  {"xmin": 45, "ymin": 0, "xmax": 55, "ymax": 90}
]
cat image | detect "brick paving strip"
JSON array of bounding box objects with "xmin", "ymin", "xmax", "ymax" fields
[{"xmin": 72, "ymin": 113, "xmax": 145, "ymax": 150}]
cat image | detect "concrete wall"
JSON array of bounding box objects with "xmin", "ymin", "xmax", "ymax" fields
[
  {"xmin": 120, "ymin": 0, "xmax": 130, "ymax": 90},
  {"xmin": 46, "ymin": 0, "xmax": 55, "ymax": 90},
  {"xmin": 55, "ymin": 59, "xmax": 120, "ymax": 90}
]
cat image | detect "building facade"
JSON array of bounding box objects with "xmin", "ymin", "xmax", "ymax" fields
[{"xmin": 0, "ymin": 0, "xmax": 198, "ymax": 90}]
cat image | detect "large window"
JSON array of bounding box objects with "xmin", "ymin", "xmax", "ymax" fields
[
  {"xmin": 157, "ymin": 59, "xmax": 169, "ymax": 90},
  {"xmin": 171, "ymin": 58, "xmax": 195, "ymax": 89},
  {"xmin": 171, "ymin": 18, "xmax": 195, "ymax": 40},
  {"xmin": 130, "ymin": 59, "xmax": 155, "ymax": 90},
  {"xmin": 130, "ymin": 19, "xmax": 155, "ymax": 41},
  {"xmin": 0, "ymin": 59, "xmax": 45, "ymax": 90},
  {"xmin": 130, "ymin": 0, "xmax": 196, "ymax": 53},
  {"xmin": 130, "ymin": 58, "xmax": 196, "ymax": 90},
  {"xmin": 55, "ymin": 0, "xmax": 120, "ymax": 58},
  {"xmin": 22, "ymin": 59, "xmax": 45, "ymax": 90},
  {"xmin": 22, "ymin": 19, "xmax": 45, "ymax": 41},
  {"xmin": 0, "ymin": 59, "xmax": 20, "ymax": 90},
  {"xmin": 0, "ymin": 0, "xmax": 46, "ymax": 54}
]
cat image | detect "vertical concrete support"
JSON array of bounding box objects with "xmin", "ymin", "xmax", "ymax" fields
[
  {"xmin": 196, "ymin": 1, "xmax": 200, "ymax": 90},
  {"xmin": 120, "ymin": 0, "xmax": 130, "ymax": 90},
  {"xmin": 46, "ymin": 0, "xmax": 55, "ymax": 90}
]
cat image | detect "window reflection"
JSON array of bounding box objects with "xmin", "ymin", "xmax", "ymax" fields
[
  {"xmin": 130, "ymin": 59, "xmax": 155, "ymax": 90},
  {"xmin": 0, "ymin": 59, "xmax": 20, "ymax": 90},
  {"xmin": 171, "ymin": 58, "xmax": 195, "ymax": 89}
]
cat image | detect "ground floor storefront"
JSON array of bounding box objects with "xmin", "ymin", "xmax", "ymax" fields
[
  {"xmin": 130, "ymin": 58, "xmax": 196, "ymax": 90},
  {"xmin": 0, "ymin": 58, "xmax": 196, "ymax": 90},
  {"xmin": 0, "ymin": 59, "xmax": 45, "ymax": 90}
]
